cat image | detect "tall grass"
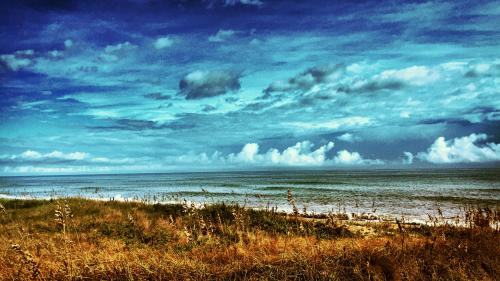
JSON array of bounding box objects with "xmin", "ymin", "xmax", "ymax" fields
[{"xmin": 0, "ymin": 196, "xmax": 498, "ymax": 280}]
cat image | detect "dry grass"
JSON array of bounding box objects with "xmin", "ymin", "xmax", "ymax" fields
[{"xmin": 0, "ymin": 197, "xmax": 498, "ymax": 281}]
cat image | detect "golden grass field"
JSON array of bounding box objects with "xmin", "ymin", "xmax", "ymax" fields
[{"xmin": 0, "ymin": 196, "xmax": 498, "ymax": 280}]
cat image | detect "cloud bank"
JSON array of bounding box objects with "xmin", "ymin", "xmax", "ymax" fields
[
  {"xmin": 0, "ymin": 150, "xmax": 133, "ymax": 166},
  {"xmin": 177, "ymin": 140, "xmax": 382, "ymax": 167},
  {"xmin": 417, "ymin": 134, "xmax": 500, "ymax": 164}
]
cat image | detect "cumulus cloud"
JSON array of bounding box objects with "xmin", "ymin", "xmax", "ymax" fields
[
  {"xmin": 333, "ymin": 150, "xmax": 383, "ymax": 165},
  {"xmin": 403, "ymin": 152, "xmax": 414, "ymax": 164},
  {"xmin": 208, "ymin": 29, "xmax": 237, "ymax": 42},
  {"xmin": 264, "ymin": 64, "xmax": 344, "ymax": 95},
  {"xmin": 337, "ymin": 133, "xmax": 361, "ymax": 142},
  {"xmin": 179, "ymin": 70, "xmax": 241, "ymax": 99},
  {"xmin": 174, "ymin": 140, "xmax": 381, "ymax": 167},
  {"xmin": 227, "ymin": 141, "xmax": 335, "ymax": 166},
  {"xmin": 417, "ymin": 134, "xmax": 500, "ymax": 163},
  {"xmin": 154, "ymin": 36, "xmax": 174, "ymax": 49},
  {"xmin": 339, "ymin": 66, "xmax": 440, "ymax": 93},
  {"xmin": 0, "ymin": 49, "xmax": 35, "ymax": 71}
]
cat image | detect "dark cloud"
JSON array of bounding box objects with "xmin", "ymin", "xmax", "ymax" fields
[
  {"xmin": 224, "ymin": 97, "xmax": 239, "ymax": 103},
  {"xmin": 464, "ymin": 63, "xmax": 500, "ymax": 78},
  {"xmin": 241, "ymin": 101, "xmax": 275, "ymax": 112},
  {"xmin": 179, "ymin": 70, "xmax": 241, "ymax": 100},
  {"xmin": 337, "ymin": 79, "xmax": 405, "ymax": 94},
  {"xmin": 87, "ymin": 116, "xmax": 201, "ymax": 131},
  {"xmin": 418, "ymin": 118, "xmax": 472, "ymax": 126},
  {"xmin": 264, "ymin": 64, "xmax": 344, "ymax": 96},
  {"xmin": 88, "ymin": 118, "xmax": 160, "ymax": 131},
  {"xmin": 143, "ymin": 92, "xmax": 172, "ymax": 100},
  {"xmin": 202, "ymin": 105, "xmax": 216, "ymax": 112}
]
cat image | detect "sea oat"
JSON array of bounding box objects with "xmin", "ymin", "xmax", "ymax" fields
[
  {"xmin": 55, "ymin": 201, "xmax": 73, "ymax": 234},
  {"xmin": 11, "ymin": 243, "xmax": 40, "ymax": 279},
  {"xmin": 287, "ymin": 190, "xmax": 299, "ymax": 216},
  {"xmin": 184, "ymin": 226, "xmax": 193, "ymax": 242}
]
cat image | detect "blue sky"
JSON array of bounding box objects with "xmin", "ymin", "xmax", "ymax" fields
[{"xmin": 0, "ymin": 0, "xmax": 499, "ymax": 175}]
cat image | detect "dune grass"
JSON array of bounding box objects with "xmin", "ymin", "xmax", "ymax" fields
[{"xmin": 0, "ymin": 197, "xmax": 498, "ymax": 281}]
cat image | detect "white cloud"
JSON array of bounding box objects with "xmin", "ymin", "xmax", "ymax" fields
[
  {"xmin": 333, "ymin": 150, "xmax": 362, "ymax": 164},
  {"xmin": 287, "ymin": 116, "xmax": 371, "ymax": 130},
  {"xmin": 172, "ymin": 140, "xmax": 381, "ymax": 167},
  {"xmin": 337, "ymin": 133, "xmax": 361, "ymax": 142},
  {"xmin": 333, "ymin": 150, "xmax": 383, "ymax": 165},
  {"xmin": 2, "ymin": 150, "xmax": 134, "ymax": 165},
  {"xmin": 0, "ymin": 149, "xmax": 148, "ymax": 174},
  {"xmin": 104, "ymin": 41, "xmax": 136, "ymax": 53},
  {"xmin": 227, "ymin": 141, "xmax": 335, "ymax": 166},
  {"xmin": 100, "ymin": 41, "xmax": 137, "ymax": 62},
  {"xmin": 64, "ymin": 39, "xmax": 73, "ymax": 48},
  {"xmin": 233, "ymin": 143, "xmax": 260, "ymax": 162},
  {"xmin": 48, "ymin": 50, "xmax": 63, "ymax": 59},
  {"xmin": 417, "ymin": 134, "xmax": 500, "ymax": 163},
  {"xmin": 17, "ymin": 150, "xmax": 89, "ymax": 161},
  {"xmin": 154, "ymin": 36, "xmax": 174, "ymax": 49},
  {"xmin": 376, "ymin": 66, "xmax": 440, "ymax": 86},
  {"xmin": 19, "ymin": 150, "xmax": 42, "ymax": 159},
  {"xmin": 0, "ymin": 50, "xmax": 35, "ymax": 71},
  {"xmin": 403, "ymin": 152, "xmax": 414, "ymax": 164},
  {"xmin": 208, "ymin": 29, "xmax": 236, "ymax": 42},
  {"xmin": 345, "ymin": 65, "xmax": 440, "ymax": 93}
]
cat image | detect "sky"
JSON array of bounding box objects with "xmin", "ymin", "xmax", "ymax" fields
[{"xmin": 0, "ymin": 0, "xmax": 499, "ymax": 175}]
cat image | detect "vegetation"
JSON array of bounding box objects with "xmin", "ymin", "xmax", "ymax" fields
[{"xmin": 0, "ymin": 196, "xmax": 498, "ymax": 280}]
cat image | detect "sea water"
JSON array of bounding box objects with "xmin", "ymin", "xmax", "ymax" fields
[{"xmin": 1, "ymin": 169, "xmax": 499, "ymax": 221}]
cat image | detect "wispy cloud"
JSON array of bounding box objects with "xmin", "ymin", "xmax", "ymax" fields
[{"xmin": 208, "ymin": 29, "xmax": 237, "ymax": 42}]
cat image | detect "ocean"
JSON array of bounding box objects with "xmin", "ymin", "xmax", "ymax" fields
[{"xmin": 1, "ymin": 168, "xmax": 499, "ymax": 221}]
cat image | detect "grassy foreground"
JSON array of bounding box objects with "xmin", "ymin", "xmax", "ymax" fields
[{"xmin": 0, "ymin": 198, "xmax": 498, "ymax": 281}]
